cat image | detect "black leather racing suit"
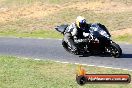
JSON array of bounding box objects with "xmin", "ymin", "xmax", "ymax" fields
[{"xmin": 64, "ymin": 22, "xmax": 91, "ymax": 51}]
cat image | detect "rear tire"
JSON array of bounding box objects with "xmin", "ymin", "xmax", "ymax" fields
[
  {"xmin": 62, "ymin": 40, "xmax": 71, "ymax": 53},
  {"xmin": 62, "ymin": 40, "xmax": 79, "ymax": 55}
]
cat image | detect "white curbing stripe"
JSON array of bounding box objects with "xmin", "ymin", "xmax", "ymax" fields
[
  {"xmin": 54, "ymin": 61, "xmax": 61, "ymax": 63},
  {"xmin": 19, "ymin": 56, "xmax": 132, "ymax": 71},
  {"xmin": 61, "ymin": 62, "xmax": 69, "ymax": 64},
  {"xmin": 58, "ymin": 61, "xmax": 132, "ymax": 71},
  {"xmin": 23, "ymin": 58, "xmax": 29, "ymax": 59},
  {"xmin": 48, "ymin": 60, "xmax": 132, "ymax": 72},
  {"xmin": 34, "ymin": 58, "xmax": 41, "ymax": 60}
]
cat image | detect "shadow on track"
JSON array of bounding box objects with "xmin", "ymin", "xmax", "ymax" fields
[
  {"xmin": 79, "ymin": 53, "xmax": 132, "ymax": 58},
  {"xmin": 79, "ymin": 53, "xmax": 111, "ymax": 57},
  {"xmin": 120, "ymin": 53, "xmax": 132, "ymax": 58}
]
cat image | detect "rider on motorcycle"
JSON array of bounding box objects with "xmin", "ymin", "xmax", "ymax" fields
[{"xmin": 64, "ymin": 16, "xmax": 91, "ymax": 53}]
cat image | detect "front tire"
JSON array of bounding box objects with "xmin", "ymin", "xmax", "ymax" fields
[{"xmin": 108, "ymin": 42, "xmax": 122, "ymax": 58}]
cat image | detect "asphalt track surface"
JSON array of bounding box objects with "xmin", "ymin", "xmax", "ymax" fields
[{"xmin": 0, "ymin": 37, "xmax": 132, "ymax": 70}]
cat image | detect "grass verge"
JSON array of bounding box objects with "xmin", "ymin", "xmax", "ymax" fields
[
  {"xmin": 0, "ymin": 30, "xmax": 63, "ymax": 39},
  {"xmin": 0, "ymin": 56, "xmax": 132, "ymax": 88},
  {"xmin": 113, "ymin": 34, "xmax": 132, "ymax": 44},
  {"xmin": 0, "ymin": 0, "xmax": 131, "ymax": 43}
]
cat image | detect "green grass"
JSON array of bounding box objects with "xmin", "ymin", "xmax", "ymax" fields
[
  {"xmin": 52, "ymin": 8, "xmax": 132, "ymax": 31},
  {"xmin": 113, "ymin": 34, "xmax": 132, "ymax": 43},
  {"xmin": 0, "ymin": 56, "xmax": 132, "ymax": 88},
  {"xmin": 0, "ymin": 0, "xmax": 131, "ymax": 43},
  {"xmin": 0, "ymin": 30, "xmax": 63, "ymax": 39}
]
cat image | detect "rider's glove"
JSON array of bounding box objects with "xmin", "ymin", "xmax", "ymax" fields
[
  {"xmin": 82, "ymin": 39, "xmax": 90, "ymax": 43},
  {"xmin": 88, "ymin": 34, "xmax": 94, "ymax": 40},
  {"xmin": 74, "ymin": 39, "xmax": 83, "ymax": 43},
  {"xmin": 74, "ymin": 38, "xmax": 90, "ymax": 43}
]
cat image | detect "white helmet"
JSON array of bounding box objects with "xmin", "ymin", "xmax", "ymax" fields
[{"xmin": 76, "ymin": 16, "xmax": 87, "ymax": 29}]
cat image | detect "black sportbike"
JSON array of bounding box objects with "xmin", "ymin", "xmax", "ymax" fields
[{"xmin": 55, "ymin": 23, "xmax": 122, "ymax": 58}]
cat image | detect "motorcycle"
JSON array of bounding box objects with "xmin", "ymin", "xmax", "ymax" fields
[{"xmin": 55, "ymin": 23, "xmax": 122, "ymax": 58}]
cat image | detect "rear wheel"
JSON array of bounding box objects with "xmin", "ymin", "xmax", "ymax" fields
[
  {"xmin": 62, "ymin": 40, "xmax": 71, "ymax": 53},
  {"xmin": 107, "ymin": 42, "xmax": 122, "ymax": 58},
  {"xmin": 62, "ymin": 40, "xmax": 79, "ymax": 55}
]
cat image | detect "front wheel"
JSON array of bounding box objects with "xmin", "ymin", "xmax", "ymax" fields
[{"xmin": 107, "ymin": 42, "xmax": 122, "ymax": 58}]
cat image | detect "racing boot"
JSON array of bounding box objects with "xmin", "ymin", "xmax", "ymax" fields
[{"xmin": 68, "ymin": 38, "xmax": 79, "ymax": 55}]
